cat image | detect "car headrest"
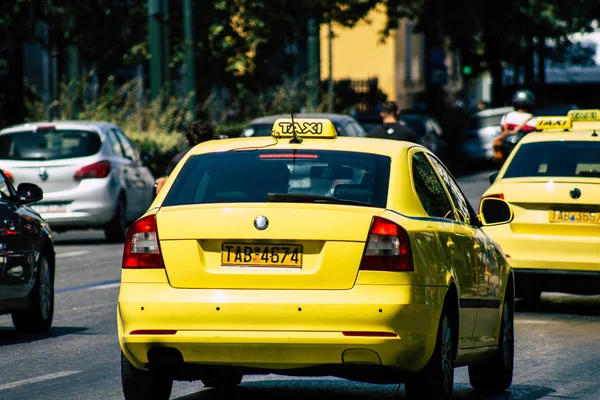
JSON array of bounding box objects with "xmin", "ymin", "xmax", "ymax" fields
[{"xmin": 310, "ymin": 165, "xmax": 354, "ymax": 180}]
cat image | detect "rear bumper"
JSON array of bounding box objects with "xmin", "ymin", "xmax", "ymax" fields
[
  {"xmin": 117, "ymin": 283, "xmax": 446, "ymax": 377},
  {"xmin": 33, "ymin": 178, "xmax": 119, "ymax": 229},
  {"xmin": 514, "ymin": 269, "xmax": 600, "ymax": 295}
]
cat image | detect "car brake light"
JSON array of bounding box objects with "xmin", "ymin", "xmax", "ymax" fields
[
  {"xmin": 122, "ymin": 214, "xmax": 165, "ymax": 269},
  {"xmin": 3, "ymin": 171, "xmax": 14, "ymax": 183},
  {"xmin": 359, "ymin": 216, "xmax": 413, "ymax": 272},
  {"xmin": 73, "ymin": 160, "xmax": 111, "ymax": 180}
]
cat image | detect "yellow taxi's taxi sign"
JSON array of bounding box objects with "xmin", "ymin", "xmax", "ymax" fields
[
  {"xmin": 567, "ymin": 109, "xmax": 600, "ymax": 121},
  {"xmin": 271, "ymin": 118, "xmax": 337, "ymax": 139},
  {"xmin": 535, "ymin": 116, "xmax": 572, "ymax": 130}
]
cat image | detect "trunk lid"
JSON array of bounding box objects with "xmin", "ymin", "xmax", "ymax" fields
[
  {"xmin": 156, "ymin": 204, "xmax": 379, "ymax": 290},
  {"xmin": 501, "ymin": 178, "xmax": 600, "ymax": 236}
]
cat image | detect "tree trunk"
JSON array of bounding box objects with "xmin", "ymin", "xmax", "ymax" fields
[
  {"xmin": 3, "ymin": 36, "xmax": 26, "ymax": 126},
  {"xmin": 484, "ymin": 36, "xmax": 504, "ymax": 106}
]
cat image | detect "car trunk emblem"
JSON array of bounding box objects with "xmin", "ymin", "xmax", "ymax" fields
[
  {"xmin": 38, "ymin": 167, "xmax": 48, "ymax": 181},
  {"xmin": 570, "ymin": 188, "xmax": 581, "ymax": 199},
  {"xmin": 254, "ymin": 216, "xmax": 268, "ymax": 230}
]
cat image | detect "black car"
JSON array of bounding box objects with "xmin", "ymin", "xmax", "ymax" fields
[
  {"xmin": 241, "ymin": 113, "xmax": 367, "ymax": 138},
  {"xmin": 355, "ymin": 113, "xmax": 450, "ymax": 163},
  {"xmin": 0, "ymin": 169, "xmax": 55, "ymax": 333}
]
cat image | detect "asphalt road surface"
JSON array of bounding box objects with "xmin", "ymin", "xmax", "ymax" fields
[{"xmin": 2, "ymin": 170, "xmax": 600, "ymax": 400}]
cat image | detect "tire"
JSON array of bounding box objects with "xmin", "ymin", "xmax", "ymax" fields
[
  {"xmin": 405, "ymin": 303, "xmax": 455, "ymax": 399},
  {"xmin": 468, "ymin": 290, "xmax": 514, "ymax": 393},
  {"xmin": 517, "ymin": 288, "xmax": 541, "ymax": 304},
  {"xmin": 105, "ymin": 197, "xmax": 127, "ymax": 243},
  {"xmin": 201, "ymin": 373, "xmax": 243, "ymax": 389},
  {"xmin": 11, "ymin": 253, "xmax": 54, "ymax": 333},
  {"xmin": 121, "ymin": 352, "xmax": 173, "ymax": 400}
]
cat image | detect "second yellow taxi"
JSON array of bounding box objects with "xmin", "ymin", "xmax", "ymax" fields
[
  {"xmin": 483, "ymin": 111, "xmax": 600, "ymax": 302},
  {"xmin": 118, "ymin": 117, "xmax": 515, "ymax": 400}
]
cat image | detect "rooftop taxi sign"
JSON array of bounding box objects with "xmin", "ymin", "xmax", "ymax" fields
[
  {"xmin": 271, "ymin": 118, "xmax": 338, "ymax": 139},
  {"xmin": 567, "ymin": 109, "xmax": 600, "ymax": 121},
  {"xmin": 535, "ymin": 116, "xmax": 572, "ymax": 131}
]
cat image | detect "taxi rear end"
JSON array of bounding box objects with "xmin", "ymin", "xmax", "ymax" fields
[
  {"xmin": 483, "ymin": 115, "xmax": 600, "ymax": 296},
  {"xmin": 118, "ymin": 120, "xmax": 446, "ymax": 390}
]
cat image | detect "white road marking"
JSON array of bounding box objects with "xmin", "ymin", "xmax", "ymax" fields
[
  {"xmin": 56, "ymin": 251, "xmax": 89, "ymax": 259},
  {"xmin": 516, "ymin": 319, "xmax": 559, "ymax": 324},
  {"xmin": 89, "ymin": 282, "xmax": 120, "ymax": 290},
  {"xmin": 0, "ymin": 371, "xmax": 82, "ymax": 391}
]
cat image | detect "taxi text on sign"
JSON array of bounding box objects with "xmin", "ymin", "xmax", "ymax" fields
[
  {"xmin": 535, "ymin": 116, "xmax": 572, "ymax": 130},
  {"xmin": 271, "ymin": 118, "xmax": 338, "ymax": 138},
  {"xmin": 567, "ymin": 109, "xmax": 600, "ymax": 121}
]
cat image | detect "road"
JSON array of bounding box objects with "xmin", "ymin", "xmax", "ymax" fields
[{"xmin": 2, "ymin": 170, "xmax": 600, "ymax": 399}]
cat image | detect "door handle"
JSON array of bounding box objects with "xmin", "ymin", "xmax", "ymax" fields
[{"xmin": 447, "ymin": 238, "xmax": 455, "ymax": 249}]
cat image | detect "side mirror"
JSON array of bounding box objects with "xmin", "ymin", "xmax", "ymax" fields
[
  {"xmin": 16, "ymin": 183, "xmax": 43, "ymax": 205},
  {"xmin": 489, "ymin": 171, "xmax": 499, "ymax": 185},
  {"xmin": 479, "ymin": 197, "xmax": 513, "ymax": 226},
  {"xmin": 140, "ymin": 151, "xmax": 154, "ymax": 166}
]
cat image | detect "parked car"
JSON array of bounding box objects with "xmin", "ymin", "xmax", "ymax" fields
[
  {"xmin": 0, "ymin": 121, "xmax": 156, "ymax": 242},
  {"xmin": 461, "ymin": 106, "xmax": 513, "ymax": 167},
  {"xmin": 241, "ymin": 113, "xmax": 367, "ymax": 138},
  {"xmin": 355, "ymin": 113, "xmax": 450, "ymax": 163},
  {"xmin": 0, "ymin": 169, "xmax": 55, "ymax": 333}
]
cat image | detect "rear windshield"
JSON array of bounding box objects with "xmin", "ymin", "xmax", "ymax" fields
[
  {"xmin": 163, "ymin": 150, "xmax": 391, "ymax": 208},
  {"xmin": 503, "ymin": 141, "xmax": 600, "ymax": 178},
  {"xmin": 0, "ymin": 129, "xmax": 102, "ymax": 161}
]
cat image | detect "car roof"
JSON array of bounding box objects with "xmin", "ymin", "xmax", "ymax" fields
[
  {"xmin": 0, "ymin": 120, "xmax": 112, "ymax": 134},
  {"xmin": 519, "ymin": 129, "xmax": 600, "ymax": 144},
  {"xmin": 246, "ymin": 114, "xmax": 353, "ymax": 125},
  {"xmin": 187, "ymin": 136, "xmax": 421, "ymax": 158}
]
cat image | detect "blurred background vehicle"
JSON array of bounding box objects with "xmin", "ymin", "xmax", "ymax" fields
[
  {"xmin": 355, "ymin": 113, "xmax": 450, "ymax": 163},
  {"xmin": 0, "ymin": 121, "xmax": 156, "ymax": 242},
  {"xmin": 240, "ymin": 113, "xmax": 367, "ymax": 138},
  {"xmin": 0, "ymin": 169, "xmax": 55, "ymax": 333},
  {"xmin": 461, "ymin": 106, "xmax": 513, "ymax": 168}
]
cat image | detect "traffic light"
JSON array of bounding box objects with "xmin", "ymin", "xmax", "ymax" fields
[{"xmin": 462, "ymin": 65, "xmax": 472, "ymax": 75}]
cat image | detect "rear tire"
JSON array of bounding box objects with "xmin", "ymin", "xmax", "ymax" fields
[
  {"xmin": 105, "ymin": 197, "xmax": 127, "ymax": 243},
  {"xmin": 121, "ymin": 352, "xmax": 173, "ymax": 400},
  {"xmin": 201, "ymin": 373, "xmax": 243, "ymax": 389},
  {"xmin": 468, "ymin": 289, "xmax": 514, "ymax": 393},
  {"xmin": 11, "ymin": 254, "xmax": 54, "ymax": 333},
  {"xmin": 404, "ymin": 303, "xmax": 455, "ymax": 399}
]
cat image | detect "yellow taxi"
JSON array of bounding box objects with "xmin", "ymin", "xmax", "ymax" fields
[
  {"xmin": 118, "ymin": 117, "xmax": 515, "ymax": 400},
  {"xmin": 483, "ymin": 111, "xmax": 600, "ymax": 302}
]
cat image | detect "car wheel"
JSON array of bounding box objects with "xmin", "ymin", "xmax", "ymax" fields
[
  {"xmin": 468, "ymin": 289, "xmax": 514, "ymax": 393},
  {"xmin": 105, "ymin": 197, "xmax": 127, "ymax": 243},
  {"xmin": 121, "ymin": 352, "xmax": 172, "ymax": 400},
  {"xmin": 201, "ymin": 373, "xmax": 243, "ymax": 389},
  {"xmin": 11, "ymin": 253, "xmax": 54, "ymax": 333},
  {"xmin": 404, "ymin": 303, "xmax": 455, "ymax": 399}
]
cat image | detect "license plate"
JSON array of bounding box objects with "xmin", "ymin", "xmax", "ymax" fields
[
  {"xmin": 31, "ymin": 204, "xmax": 67, "ymax": 214},
  {"xmin": 549, "ymin": 210, "xmax": 600, "ymax": 224},
  {"xmin": 221, "ymin": 243, "xmax": 303, "ymax": 267}
]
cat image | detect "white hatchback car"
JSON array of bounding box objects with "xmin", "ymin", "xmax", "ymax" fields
[{"xmin": 0, "ymin": 121, "xmax": 156, "ymax": 241}]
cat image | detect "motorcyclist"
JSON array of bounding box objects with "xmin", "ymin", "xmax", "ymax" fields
[{"xmin": 493, "ymin": 90, "xmax": 538, "ymax": 165}]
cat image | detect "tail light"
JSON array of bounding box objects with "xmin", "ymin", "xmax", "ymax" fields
[
  {"xmin": 73, "ymin": 160, "xmax": 111, "ymax": 180},
  {"xmin": 122, "ymin": 214, "xmax": 165, "ymax": 269},
  {"xmin": 359, "ymin": 216, "xmax": 413, "ymax": 271},
  {"xmin": 3, "ymin": 170, "xmax": 14, "ymax": 183}
]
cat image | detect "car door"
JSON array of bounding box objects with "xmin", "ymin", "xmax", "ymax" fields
[
  {"xmin": 113, "ymin": 128, "xmax": 147, "ymax": 219},
  {"xmin": 0, "ymin": 171, "xmax": 36, "ymax": 301},
  {"xmin": 426, "ymin": 154, "xmax": 501, "ymax": 348},
  {"xmin": 410, "ymin": 150, "xmax": 478, "ymax": 349}
]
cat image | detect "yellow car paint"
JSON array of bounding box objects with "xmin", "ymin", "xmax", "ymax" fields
[{"xmin": 119, "ymin": 123, "xmax": 513, "ymax": 383}]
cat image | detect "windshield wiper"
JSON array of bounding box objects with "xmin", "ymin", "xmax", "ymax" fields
[
  {"xmin": 578, "ymin": 170, "xmax": 600, "ymax": 177},
  {"xmin": 267, "ymin": 193, "xmax": 371, "ymax": 207}
]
